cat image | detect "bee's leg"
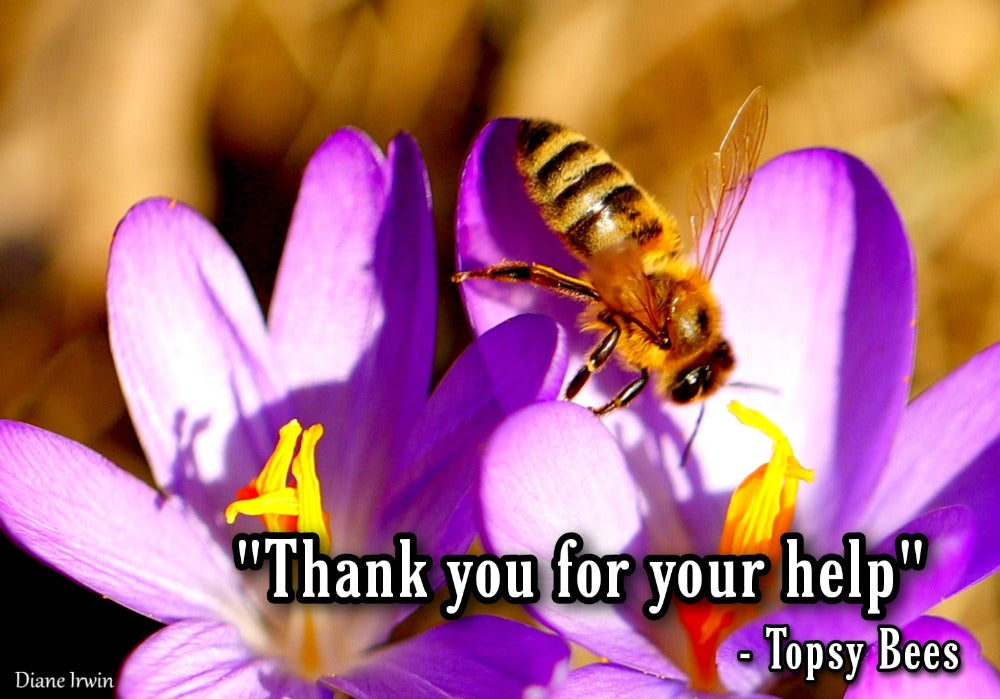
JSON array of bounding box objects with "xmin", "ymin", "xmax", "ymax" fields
[
  {"xmin": 453, "ymin": 262, "xmax": 598, "ymax": 302},
  {"xmin": 591, "ymin": 368, "xmax": 649, "ymax": 416},
  {"xmin": 566, "ymin": 311, "xmax": 620, "ymax": 400},
  {"xmin": 678, "ymin": 402, "xmax": 706, "ymax": 469}
]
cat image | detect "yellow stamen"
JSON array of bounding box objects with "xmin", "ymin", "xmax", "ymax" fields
[
  {"xmin": 679, "ymin": 401, "xmax": 813, "ymax": 690},
  {"xmin": 292, "ymin": 424, "xmax": 330, "ymax": 555},
  {"xmin": 256, "ymin": 420, "xmax": 303, "ymax": 493},
  {"xmin": 720, "ymin": 401, "xmax": 814, "ymax": 562},
  {"xmin": 224, "ymin": 488, "xmax": 299, "ymax": 523},
  {"xmin": 225, "ymin": 419, "xmax": 332, "ymax": 555}
]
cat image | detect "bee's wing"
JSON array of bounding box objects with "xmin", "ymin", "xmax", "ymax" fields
[
  {"xmin": 688, "ymin": 86, "xmax": 768, "ymax": 280},
  {"xmin": 587, "ymin": 240, "xmax": 662, "ymax": 333}
]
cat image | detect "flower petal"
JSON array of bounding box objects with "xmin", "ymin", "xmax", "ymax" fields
[
  {"xmin": 108, "ymin": 198, "xmax": 290, "ymax": 526},
  {"xmin": 673, "ymin": 149, "xmax": 914, "ymax": 549},
  {"xmin": 717, "ymin": 505, "xmax": 975, "ymax": 693},
  {"xmin": 845, "ymin": 616, "xmax": 1000, "ymax": 698},
  {"xmin": 268, "ymin": 129, "xmax": 388, "ymax": 395},
  {"xmin": 859, "ymin": 341, "xmax": 1000, "ymax": 589},
  {"xmin": 118, "ymin": 620, "xmax": 319, "ymax": 699},
  {"xmin": 377, "ymin": 314, "xmax": 566, "ymax": 563},
  {"xmin": 0, "ymin": 421, "xmax": 247, "ymax": 623},
  {"xmin": 270, "ymin": 133, "xmax": 436, "ymax": 549},
  {"xmin": 558, "ymin": 663, "xmax": 689, "ymax": 698},
  {"xmin": 327, "ymin": 616, "xmax": 569, "ymax": 698},
  {"xmin": 479, "ymin": 401, "xmax": 682, "ymax": 679}
]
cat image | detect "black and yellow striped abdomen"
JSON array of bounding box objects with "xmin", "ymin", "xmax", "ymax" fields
[{"xmin": 515, "ymin": 120, "xmax": 680, "ymax": 260}]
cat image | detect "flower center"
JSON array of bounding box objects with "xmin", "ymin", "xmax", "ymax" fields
[
  {"xmin": 225, "ymin": 419, "xmax": 333, "ymax": 678},
  {"xmin": 677, "ymin": 401, "xmax": 813, "ymax": 690}
]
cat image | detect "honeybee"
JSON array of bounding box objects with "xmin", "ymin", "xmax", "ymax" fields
[{"xmin": 454, "ymin": 87, "xmax": 767, "ymax": 415}]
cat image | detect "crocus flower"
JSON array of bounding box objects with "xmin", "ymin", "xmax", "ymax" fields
[
  {"xmin": 0, "ymin": 129, "xmax": 572, "ymax": 697},
  {"xmin": 455, "ymin": 119, "xmax": 1000, "ymax": 695}
]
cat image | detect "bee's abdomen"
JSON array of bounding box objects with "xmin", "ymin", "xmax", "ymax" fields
[{"xmin": 516, "ymin": 120, "xmax": 674, "ymax": 258}]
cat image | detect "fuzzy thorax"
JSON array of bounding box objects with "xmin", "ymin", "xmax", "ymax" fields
[{"xmin": 580, "ymin": 253, "xmax": 725, "ymax": 381}]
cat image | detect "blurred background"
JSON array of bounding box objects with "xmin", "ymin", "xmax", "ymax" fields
[{"xmin": 1, "ymin": 0, "xmax": 997, "ymax": 692}]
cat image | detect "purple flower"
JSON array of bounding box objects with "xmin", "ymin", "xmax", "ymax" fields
[
  {"xmin": 0, "ymin": 129, "xmax": 571, "ymax": 697},
  {"xmin": 456, "ymin": 119, "xmax": 1000, "ymax": 695}
]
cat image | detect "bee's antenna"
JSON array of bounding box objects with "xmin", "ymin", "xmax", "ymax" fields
[
  {"xmin": 727, "ymin": 380, "xmax": 779, "ymax": 395},
  {"xmin": 679, "ymin": 402, "xmax": 706, "ymax": 469}
]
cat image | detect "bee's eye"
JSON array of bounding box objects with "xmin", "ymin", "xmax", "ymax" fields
[
  {"xmin": 671, "ymin": 367, "xmax": 707, "ymax": 403},
  {"xmin": 657, "ymin": 332, "xmax": 671, "ymax": 350}
]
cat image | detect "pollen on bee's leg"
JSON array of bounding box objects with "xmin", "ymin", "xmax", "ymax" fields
[{"xmin": 224, "ymin": 419, "xmax": 332, "ymax": 555}]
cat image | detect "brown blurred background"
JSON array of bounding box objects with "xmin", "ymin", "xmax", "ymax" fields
[{"xmin": 1, "ymin": 0, "xmax": 997, "ymax": 689}]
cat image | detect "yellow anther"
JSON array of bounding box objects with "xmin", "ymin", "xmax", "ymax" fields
[
  {"xmin": 225, "ymin": 419, "xmax": 332, "ymax": 555},
  {"xmin": 720, "ymin": 401, "xmax": 813, "ymax": 561},
  {"xmin": 292, "ymin": 424, "xmax": 330, "ymax": 555},
  {"xmin": 256, "ymin": 420, "xmax": 303, "ymax": 494}
]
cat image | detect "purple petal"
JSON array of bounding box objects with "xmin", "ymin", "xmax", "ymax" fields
[
  {"xmin": 377, "ymin": 314, "xmax": 566, "ymax": 563},
  {"xmin": 821, "ymin": 154, "xmax": 914, "ymax": 530},
  {"xmin": 717, "ymin": 505, "xmax": 975, "ymax": 693},
  {"xmin": 327, "ymin": 616, "xmax": 569, "ymax": 698},
  {"xmin": 0, "ymin": 421, "xmax": 247, "ymax": 623},
  {"xmin": 269, "ymin": 132, "xmax": 436, "ymax": 550},
  {"xmin": 268, "ymin": 129, "xmax": 389, "ymax": 398},
  {"xmin": 559, "ymin": 664, "xmax": 688, "ymax": 698},
  {"xmin": 108, "ymin": 198, "xmax": 290, "ymax": 528},
  {"xmin": 669, "ymin": 149, "xmax": 914, "ymax": 549},
  {"xmin": 479, "ymin": 401, "xmax": 683, "ymax": 680},
  {"xmin": 118, "ymin": 620, "xmax": 319, "ymax": 698},
  {"xmin": 559, "ymin": 663, "xmax": 776, "ymax": 699},
  {"xmin": 859, "ymin": 341, "xmax": 1000, "ymax": 589},
  {"xmin": 845, "ymin": 616, "xmax": 999, "ymax": 698}
]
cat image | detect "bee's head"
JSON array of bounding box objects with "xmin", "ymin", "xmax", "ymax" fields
[{"xmin": 663, "ymin": 339, "xmax": 735, "ymax": 403}]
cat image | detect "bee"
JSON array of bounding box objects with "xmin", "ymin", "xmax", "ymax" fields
[{"xmin": 454, "ymin": 87, "xmax": 767, "ymax": 415}]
